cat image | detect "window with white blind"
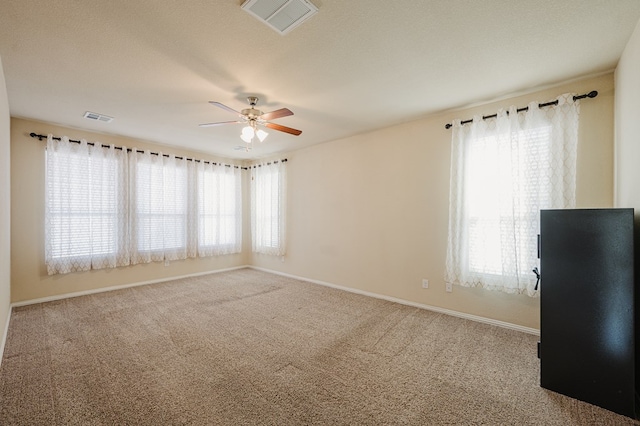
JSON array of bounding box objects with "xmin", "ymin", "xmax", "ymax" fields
[
  {"xmin": 129, "ymin": 151, "xmax": 190, "ymax": 263},
  {"xmin": 198, "ymin": 163, "xmax": 242, "ymax": 256},
  {"xmin": 251, "ymin": 161, "xmax": 287, "ymax": 256},
  {"xmin": 47, "ymin": 153, "xmax": 119, "ymax": 259},
  {"xmin": 45, "ymin": 136, "xmax": 129, "ymax": 275},
  {"xmin": 466, "ymin": 126, "xmax": 552, "ymax": 277}
]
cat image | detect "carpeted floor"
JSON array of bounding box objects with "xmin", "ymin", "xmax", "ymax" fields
[{"xmin": 0, "ymin": 268, "xmax": 636, "ymax": 425}]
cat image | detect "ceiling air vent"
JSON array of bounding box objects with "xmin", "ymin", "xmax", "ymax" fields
[
  {"xmin": 83, "ymin": 111, "xmax": 114, "ymax": 123},
  {"xmin": 241, "ymin": 0, "xmax": 318, "ymax": 35}
]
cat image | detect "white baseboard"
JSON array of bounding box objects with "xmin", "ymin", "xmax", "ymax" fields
[
  {"xmin": 11, "ymin": 265, "xmax": 251, "ymax": 308},
  {"xmin": 249, "ymin": 266, "xmax": 540, "ymax": 336},
  {"xmin": 0, "ymin": 305, "xmax": 12, "ymax": 368}
]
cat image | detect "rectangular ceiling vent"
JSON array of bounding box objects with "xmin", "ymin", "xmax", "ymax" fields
[
  {"xmin": 241, "ymin": 0, "xmax": 318, "ymax": 35},
  {"xmin": 83, "ymin": 111, "xmax": 113, "ymax": 123}
]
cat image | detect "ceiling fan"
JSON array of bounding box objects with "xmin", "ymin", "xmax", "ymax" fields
[{"xmin": 199, "ymin": 97, "xmax": 302, "ymax": 147}]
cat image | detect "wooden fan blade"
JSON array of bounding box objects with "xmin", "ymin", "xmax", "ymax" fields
[
  {"xmin": 199, "ymin": 120, "xmax": 242, "ymax": 127},
  {"xmin": 264, "ymin": 122, "xmax": 302, "ymax": 136},
  {"xmin": 260, "ymin": 108, "xmax": 293, "ymax": 121},
  {"xmin": 208, "ymin": 101, "xmax": 241, "ymax": 115}
]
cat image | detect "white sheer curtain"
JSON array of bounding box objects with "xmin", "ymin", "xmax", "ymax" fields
[
  {"xmin": 45, "ymin": 135, "xmax": 129, "ymax": 274},
  {"xmin": 251, "ymin": 161, "xmax": 287, "ymax": 256},
  {"xmin": 45, "ymin": 136, "xmax": 244, "ymax": 275},
  {"xmin": 129, "ymin": 150, "xmax": 192, "ymax": 264},
  {"xmin": 445, "ymin": 94, "xmax": 579, "ymax": 296},
  {"xmin": 197, "ymin": 162, "xmax": 242, "ymax": 256}
]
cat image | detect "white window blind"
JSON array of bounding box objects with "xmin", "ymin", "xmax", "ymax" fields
[
  {"xmin": 466, "ymin": 126, "xmax": 552, "ymax": 277},
  {"xmin": 198, "ymin": 162, "xmax": 242, "ymax": 256},
  {"xmin": 129, "ymin": 150, "xmax": 190, "ymax": 263},
  {"xmin": 251, "ymin": 161, "xmax": 287, "ymax": 256}
]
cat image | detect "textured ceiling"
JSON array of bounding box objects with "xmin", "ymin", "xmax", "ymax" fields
[{"xmin": 1, "ymin": 0, "xmax": 640, "ymax": 159}]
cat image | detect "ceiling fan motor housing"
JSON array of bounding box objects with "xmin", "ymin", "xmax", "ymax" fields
[
  {"xmin": 242, "ymin": 97, "xmax": 263, "ymax": 119},
  {"xmin": 241, "ymin": 108, "xmax": 263, "ymax": 119}
]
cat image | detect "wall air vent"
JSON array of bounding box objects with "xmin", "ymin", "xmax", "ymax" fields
[
  {"xmin": 241, "ymin": 0, "xmax": 318, "ymax": 35},
  {"xmin": 83, "ymin": 111, "xmax": 113, "ymax": 123}
]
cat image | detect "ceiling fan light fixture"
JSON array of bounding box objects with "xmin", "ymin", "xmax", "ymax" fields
[
  {"xmin": 256, "ymin": 129, "xmax": 269, "ymax": 142},
  {"xmin": 241, "ymin": 125, "xmax": 255, "ymax": 143}
]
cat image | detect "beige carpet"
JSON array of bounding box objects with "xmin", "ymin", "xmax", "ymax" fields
[{"xmin": 0, "ymin": 268, "xmax": 636, "ymax": 425}]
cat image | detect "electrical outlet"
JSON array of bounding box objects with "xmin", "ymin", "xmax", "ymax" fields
[
  {"xmin": 445, "ymin": 282, "xmax": 452, "ymax": 293},
  {"xmin": 422, "ymin": 279, "xmax": 429, "ymax": 289}
]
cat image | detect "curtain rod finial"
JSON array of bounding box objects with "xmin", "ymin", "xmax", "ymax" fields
[{"xmin": 30, "ymin": 132, "xmax": 47, "ymax": 141}]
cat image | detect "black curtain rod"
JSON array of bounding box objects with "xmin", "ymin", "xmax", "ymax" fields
[
  {"xmin": 30, "ymin": 132, "xmax": 251, "ymax": 169},
  {"xmin": 251, "ymin": 159, "xmax": 288, "ymax": 168},
  {"xmin": 444, "ymin": 90, "xmax": 598, "ymax": 129}
]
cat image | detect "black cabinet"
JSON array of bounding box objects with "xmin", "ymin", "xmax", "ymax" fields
[{"xmin": 539, "ymin": 208, "xmax": 637, "ymax": 419}]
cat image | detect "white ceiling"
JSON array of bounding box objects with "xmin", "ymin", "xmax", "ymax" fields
[{"xmin": 1, "ymin": 1, "xmax": 639, "ymax": 160}]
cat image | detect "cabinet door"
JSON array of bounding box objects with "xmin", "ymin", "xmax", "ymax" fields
[{"xmin": 540, "ymin": 208, "xmax": 635, "ymax": 418}]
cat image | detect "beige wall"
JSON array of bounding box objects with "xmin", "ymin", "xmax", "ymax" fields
[
  {"xmin": 10, "ymin": 118, "xmax": 251, "ymax": 302},
  {"xmin": 0, "ymin": 57, "xmax": 11, "ymax": 355},
  {"xmin": 252, "ymin": 73, "xmax": 615, "ymax": 330},
  {"xmin": 615, "ymin": 18, "xmax": 640, "ymax": 208}
]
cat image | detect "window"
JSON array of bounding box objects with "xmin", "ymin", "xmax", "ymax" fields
[
  {"xmin": 251, "ymin": 161, "xmax": 287, "ymax": 256},
  {"xmin": 445, "ymin": 95, "xmax": 579, "ymax": 296},
  {"xmin": 466, "ymin": 127, "xmax": 552, "ymax": 276},
  {"xmin": 45, "ymin": 136, "xmax": 129, "ymax": 274},
  {"xmin": 45, "ymin": 135, "xmax": 244, "ymax": 275},
  {"xmin": 129, "ymin": 151, "xmax": 189, "ymax": 263},
  {"xmin": 198, "ymin": 163, "xmax": 242, "ymax": 256}
]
